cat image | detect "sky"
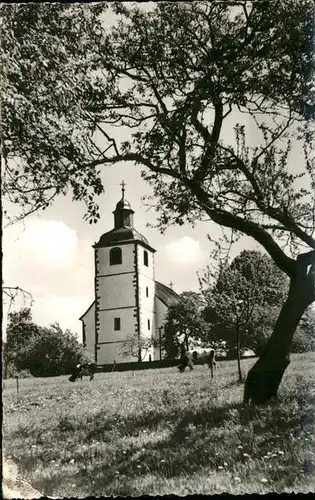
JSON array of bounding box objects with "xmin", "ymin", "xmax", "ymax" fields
[
  {"xmin": 2, "ymin": 160, "xmax": 262, "ymax": 342},
  {"xmin": 2, "ymin": 3, "xmax": 311, "ymax": 343}
]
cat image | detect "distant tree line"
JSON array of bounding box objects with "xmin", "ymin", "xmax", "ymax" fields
[
  {"xmin": 3, "ymin": 308, "xmax": 90, "ymax": 378},
  {"xmin": 3, "ymin": 251, "xmax": 314, "ymax": 380},
  {"xmin": 162, "ymin": 250, "xmax": 315, "ymax": 370}
]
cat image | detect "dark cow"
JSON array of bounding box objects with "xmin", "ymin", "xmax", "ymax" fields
[
  {"xmin": 178, "ymin": 349, "xmax": 216, "ymax": 378},
  {"xmin": 178, "ymin": 344, "xmax": 194, "ymax": 373},
  {"xmin": 178, "ymin": 351, "xmax": 194, "ymax": 373},
  {"xmin": 69, "ymin": 363, "xmax": 96, "ymax": 382}
]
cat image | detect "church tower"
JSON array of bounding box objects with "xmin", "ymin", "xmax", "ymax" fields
[{"xmin": 92, "ymin": 181, "xmax": 156, "ymax": 364}]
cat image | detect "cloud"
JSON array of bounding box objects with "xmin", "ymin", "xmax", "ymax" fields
[
  {"xmin": 164, "ymin": 236, "xmax": 203, "ymax": 264},
  {"xmin": 3, "ymin": 218, "xmax": 82, "ymax": 287},
  {"xmin": 6, "ymin": 219, "xmax": 78, "ymax": 268},
  {"xmin": 2, "ymin": 218, "xmax": 93, "ymax": 341},
  {"xmin": 32, "ymin": 294, "xmax": 90, "ymax": 339}
]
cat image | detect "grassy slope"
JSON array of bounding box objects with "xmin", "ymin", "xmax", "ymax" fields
[{"xmin": 3, "ymin": 353, "xmax": 315, "ymax": 496}]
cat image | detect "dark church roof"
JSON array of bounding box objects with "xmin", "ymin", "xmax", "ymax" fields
[
  {"xmin": 94, "ymin": 227, "xmax": 150, "ymax": 248},
  {"xmin": 93, "ymin": 191, "xmax": 153, "ymax": 249},
  {"xmin": 115, "ymin": 198, "xmax": 134, "ymax": 211},
  {"xmin": 155, "ymin": 281, "xmax": 179, "ymax": 306}
]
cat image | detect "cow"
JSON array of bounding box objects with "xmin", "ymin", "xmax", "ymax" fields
[
  {"xmin": 69, "ymin": 362, "xmax": 96, "ymax": 382},
  {"xmin": 177, "ymin": 343, "xmax": 194, "ymax": 373},
  {"xmin": 192, "ymin": 349, "xmax": 216, "ymax": 378},
  {"xmin": 177, "ymin": 351, "xmax": 194, "ymax": 373},
  {"xmin": 178, "ymin": 349, "xmax": 216, "ymax": 378}
]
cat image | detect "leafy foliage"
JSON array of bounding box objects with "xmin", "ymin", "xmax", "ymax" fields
[
  {"xmin": 119, "ymin": 333, "xmax": 158, "ymax": 362},
  {"xmin": 4, "ymin": 308, "xmax": 41, "ymax": 376},
  {"xmin": 201, "ymin": 251, "xmax": 289, "ymax": 355},
  {"xmin": 2, "ymin": 2, "xmax": 314, "ymax": 261},
  {"xmin": 2, "ymin": 4, "xmax": 106, "ymax": 224},
  {"xmin": 292, "ymin": 306, "xmax": 315, "ymax": 353},
  {"xmin": 162, "ymin": 292, "xmax": 210, "ymax": 358},
  {"xmin": 3, "ymin": 308, "xmax": 90, "ymax": 377}
]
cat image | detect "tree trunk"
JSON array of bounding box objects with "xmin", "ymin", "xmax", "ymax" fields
[
  {"xmin": 138, "ymin": 338, "xmax": 142, "ymax": 363},
  {"xmin": 236, "ymin": 326, "xmax": 243, "ymax": 382},
  {"xmin": 185, "ymin": 333, "xmax": 189, "ymax": 352},
  {"xmin": 244, "ymin": 251, "xmax": 315, "ymax": 404}
]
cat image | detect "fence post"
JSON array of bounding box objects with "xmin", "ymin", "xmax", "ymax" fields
[
  {"xmin": 15, "ymin": 375, "xmax": 19, "ymax": 395},
  {"xmin": 159, "ymin": 327, "xmax": 162, "ymax": 360}
]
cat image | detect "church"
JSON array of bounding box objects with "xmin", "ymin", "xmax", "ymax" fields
[{"xmin": 79, "ymin": 182, "xmax": 179, "ymax": 365}]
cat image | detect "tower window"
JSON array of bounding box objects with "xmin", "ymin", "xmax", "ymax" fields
[
  {"xmin": 148, "ymin": 319, "xmax": 151, "ymax": 330},
  {"xmin": 110, "ymin": 247, "xmax": 122, "ymax": 265},
  {"xmin": 124, "ymin": 213, "xmax": 131, "ymax": 226},
  {"xmin": 114, "ymin": 318, "xmax": 121, "ymax": 331},
  {"xmin": 144, "ymin": 250, "xmax": 148, "ymax": 267},
  {"xmin": 146, "ymin": 286, "xmax": 149, "ymax": 297}
]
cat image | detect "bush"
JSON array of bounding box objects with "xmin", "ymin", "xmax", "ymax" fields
[
  {"xmin": 4, "ymin": 309, "xmax": 91, "ymax": 378},
  {"xmin": 24, "ymin": 323, "xmax": 91, "ymax": 377},
  {"xmin": 291, "ymin": 331, "xmax": 315, "ymax": 353},
  {"xmin": 291, "ymin": 307, "xmax": 315, "ymax": 353},
  {"xmin": 2, "ymin": 360, "xmax": 33, "ymax": 379}
]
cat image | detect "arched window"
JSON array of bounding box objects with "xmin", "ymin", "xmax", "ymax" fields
[
  {"xmin": 144, "ymin": 250, "xmax": 148, "ymax": 267},
  {"xmin": 110, "ymin": 247, "xmax": 122, "ymax": 265}
]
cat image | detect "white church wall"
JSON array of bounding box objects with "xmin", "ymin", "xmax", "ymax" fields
[
  {"xmin": 95, "ymin": 242, "xmax": 138, "ymax": 356},
  {"xmin": 138, "ymin": 274, "xmax": 155, "ymax": 340},
  {"xmin": 137, "ymin": 244, "xmax": 156, "ymax": 344},
  {"xmin": 97, "ymin": 342, "xmax": 135, "ymax": 364},
  {"xmin": 85, "ymin": 344, "xmax": 95, "ymax": 360},
  {"xmin": 96, "ymin": 244, "xmax": 135, "ymax": 276},
  {"xmin": 97, "ymin": 274, "xmax": 136, "ymax": 310},
  {"xmin": 97, "ymin": 308, "xmax": 137, "ymax": 343},
  {"xmin": 137, "ymin": 246, "xmax": 155, "ymax": 280},
  {"xmin": 141, "ymin": 345, "xmax": 154, "ymax": 361},
  {"xmin": 80, "ymin": 302, "xmax": 95, "ymax": 361}
]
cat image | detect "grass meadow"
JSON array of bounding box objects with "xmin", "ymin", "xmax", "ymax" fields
[{"xmin": 3, "ymin": 353, "xmax": 315, "ymax": 496}]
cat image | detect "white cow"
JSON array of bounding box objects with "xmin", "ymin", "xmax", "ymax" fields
[{"xmin": 178, "ymin": 348, "xmax": 216, "ymax": 378}]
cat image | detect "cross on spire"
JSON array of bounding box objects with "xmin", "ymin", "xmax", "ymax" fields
[
  {"xmin": 169, "ymin": 281, "xmax": 174, "ymax": 290},
  {"xmin": 120, "ymin": 179, "xmax": 126, "ymax": 199}
]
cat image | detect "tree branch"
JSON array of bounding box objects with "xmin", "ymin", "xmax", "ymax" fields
[
  {"xmin": 81, "ymin": 152, "xmax": 181, "ymax": 179},
  {"xmin": 187, "ymin": 179, "xmax": 297, "ymax": 278},
  {"xmin": 191, "ymin": 92, "xmax": 223, "ymax": 182},
  {"xmin": 216, "ymin": 145, "xmax": 315, "ymax": 250}
]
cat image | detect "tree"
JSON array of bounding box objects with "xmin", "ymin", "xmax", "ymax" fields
[
  {"xmin": 3, "ymin": 308, "xmax": 89, "ymax": 377},
  {"xmin": 3, "ymin": 308, "xmax": 42, "ymax": 377},
  {"xmin": 201, "ymin": 250, "xmax": 288, "ymax": 381},
  {"xmin": 162, "ymin": 291, "xmax": 210, "ymax": 358},
  {"xmin": 2, "ymin": 2, "xmax": 315, "ymax": 402},
  {"xmin": 119, "ymin": 333, "xmax": 157, "ymax": 362},
  {"xmin": 24, "ymin": 322, "xmax": 91, "ymax": 377}
]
